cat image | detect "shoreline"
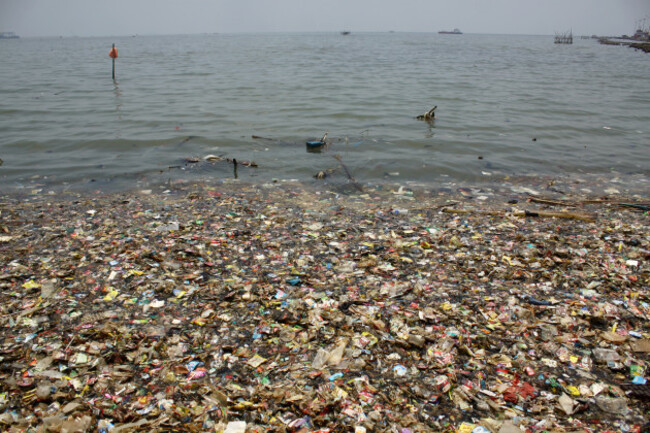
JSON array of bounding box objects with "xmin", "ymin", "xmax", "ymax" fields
[
  {"xmin": 1, "ymin": 180, "xmax": 648, "ymax": 432},
  {"xmin": 598, "ymin": 37, "xmax": 650, "ymax": 53},
  {"xmin": 3, "ymin": 167, "xmax": 650, "ymax": 202}
]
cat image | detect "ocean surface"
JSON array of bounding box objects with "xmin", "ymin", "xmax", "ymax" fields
[{"xmin": 1, "ymin": 32, "xmax": 649, "ymax": 194}]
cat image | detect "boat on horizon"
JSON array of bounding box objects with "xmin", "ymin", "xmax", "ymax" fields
[
  {"xmin": 439, "ymin": 28, "xmax": 462, "ymax": 35},
  {"xmin": 341, "ymin": 31, "xmax": 351, "ymax": 35},
  {"xmin": 0, "ymin": 32, "xmax": 20, "ymax": 39}
]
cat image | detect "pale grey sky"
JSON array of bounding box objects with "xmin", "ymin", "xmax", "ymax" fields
[{"xmin": 1, "ymin": 0, "xmax": 648, "ymax": 38}]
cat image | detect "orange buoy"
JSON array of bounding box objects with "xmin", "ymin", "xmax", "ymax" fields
[{"xmin": 109, "ymin": 44, "xmax": 118, "ymax": 80}]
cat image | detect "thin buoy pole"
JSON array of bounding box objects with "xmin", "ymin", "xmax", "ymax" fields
[{"xmin": 109, "ymin": 43, "xmax": 118, "ymax": 80}]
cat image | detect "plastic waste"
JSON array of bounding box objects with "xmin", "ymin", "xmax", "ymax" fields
[
  {"xmin": 1, "ymin": 179, "xmax": 648, "ymax": 432},
  {"xmin": 595, "ymin": 397, "xmax": 629, "ymax": 415}
]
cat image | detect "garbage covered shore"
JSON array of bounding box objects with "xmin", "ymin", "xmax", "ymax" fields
[{"xmin": 0, "ymin": 180, "xmax": 648, "ymax": 433}]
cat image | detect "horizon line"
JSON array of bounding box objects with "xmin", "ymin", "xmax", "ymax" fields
[{"xmin": 7, "ymin": 30, "xmax": 613, "ymax": 39}]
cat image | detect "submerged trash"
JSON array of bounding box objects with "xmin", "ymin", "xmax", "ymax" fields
[
  {"xmin": 226, "ymin": 157, "xmax": 258, "ymax": 167},
  {"xmin": 306, "ymin": 140, "xmax": 327, "ymax": 152}
]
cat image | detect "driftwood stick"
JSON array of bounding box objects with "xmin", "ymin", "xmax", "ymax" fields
[
  {"xmin": 332, "ymin": 154, "xmax": 363, "ymax": 192},
  {"xmin": 442, "ymin": 208, "xmax": 596, "ymax": 222},
  {"xmin": 583, "ymin": 199, "xmax": 650, "ymax": 206},
  {"xmin": 514, "ymin": 209, "xmax": 596, "ymax": 222},
  {"xmin": 176, "ymin": 136, "xmax": 195, "ymax": 146},
  {"xmin": 527, "ymin": 195, "xmax": 650, "ymax": 211},
  {"xmin": 442, "ymin": 209, "xmax": 504, "ymax": 217},
  {"xmin": 527, "ymin": 196, "xmax": 578, "ymax": 207},
  {"xmin": 618, "ymin": 203, "xmax": 650, "ymax": 212}
]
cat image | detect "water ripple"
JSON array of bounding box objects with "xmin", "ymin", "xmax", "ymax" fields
[{"xmin": 0, "ymin": 33, "xmax": 648, "ymax": 191}]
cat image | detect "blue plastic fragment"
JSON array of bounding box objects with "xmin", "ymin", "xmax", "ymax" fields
[
  {"xmin": 187, "ymin": 360, "xmax": 201, "ymax": 371},
  {"xmin": 329, "ymin": 372, "xmax": 344, "ymax": 381},
  {"xmin": 287, "ymin": 277, "xmax": 301, "ymax": 286}
]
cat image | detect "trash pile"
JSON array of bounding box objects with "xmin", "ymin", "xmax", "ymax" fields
[{"xmin": 0, "ymin": 182, "xmax": 648, "ymax": 432}]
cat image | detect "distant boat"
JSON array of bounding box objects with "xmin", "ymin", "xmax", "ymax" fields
[
  {"xmin": 439, "ymin": 28, "xmax": 462, "ymax": 35},
  {"xmin": 341, "ymin": 31, "xmax": 351, "ymax": 35},
  {"xmin": 0, "ymin": 32, "xmax": 19, "ymax": 39}
]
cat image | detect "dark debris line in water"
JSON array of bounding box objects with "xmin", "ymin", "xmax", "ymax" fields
[{"xmin": 0, "ymin": 180, "xmax": 648, "ymax": 432}]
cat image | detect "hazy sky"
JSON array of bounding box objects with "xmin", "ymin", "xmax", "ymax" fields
[{"xmin": 1, "ymin": 0, "xmax": 649, "ymax": 38}]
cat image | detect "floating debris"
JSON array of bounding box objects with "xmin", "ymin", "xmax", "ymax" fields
[
  {"xmin": 416, "ymin": 106, "xmax": 437, "ymax": 121},
  {"xmin": 306, "ymin": 132, "xmax": 329, "ymax": 153}
]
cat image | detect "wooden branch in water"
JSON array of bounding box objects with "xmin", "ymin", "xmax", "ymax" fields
[
  {"xmin": 175, "ymin": 136, "xmax": 198, "ymax": 146},
  {"xmin": 332, "ymin": 154, "xmax": 363, "ymax": 192},
  {"xmin": 226, "ymin": 158, "xmax": 257, "ymax": 167}
]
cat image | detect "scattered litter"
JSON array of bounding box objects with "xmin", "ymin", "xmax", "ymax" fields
[{"xmin": 0, "ymin": 181, "xmax": 647, "ymax": 432}]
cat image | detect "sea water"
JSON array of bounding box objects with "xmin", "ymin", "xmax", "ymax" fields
[{"xmin": 0, "ymin": 33, "xmax": 648, "ymax": 193}]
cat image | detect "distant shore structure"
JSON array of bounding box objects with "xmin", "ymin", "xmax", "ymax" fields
[
  {"xmin": 439, "ymin": 28, "xmax": 462, "ymax": 35},
  {"xmin": 598, "ymin": 20, "xmax": 650, "ymax": 53},
  {"xmin": 554, "ymin": 30, "xmax": 573, "ymax": 44},
  {"xmin": 0, "ymin": 32, "xmax": 19, "ymax": 39}
]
